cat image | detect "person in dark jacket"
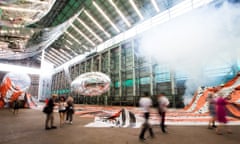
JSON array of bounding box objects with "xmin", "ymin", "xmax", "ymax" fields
[{"xmin": 45, "ymin": 94, "xmax": 58, "ymax": 130}]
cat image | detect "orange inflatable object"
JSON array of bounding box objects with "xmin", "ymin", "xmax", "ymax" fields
[
  {"xmin": 0, "ymin": 77, "xmax": 22, "ymax": 108},
  {"xmin": 185, "ymin": 74, "xmax": 240, "ymax": 118}
]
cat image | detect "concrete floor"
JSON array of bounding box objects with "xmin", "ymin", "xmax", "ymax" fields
[{"xmin": 0, "ymin": 108, "xmax": 239, "ymax": 144}]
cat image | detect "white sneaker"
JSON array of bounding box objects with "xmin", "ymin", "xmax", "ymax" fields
[
  {"xmin": 65, "ymin": 121, "xmax": 69, "ymax": 124},
  {"xmin": 70, "ymin": 121, "xmax": 73, "ymax": 125}
]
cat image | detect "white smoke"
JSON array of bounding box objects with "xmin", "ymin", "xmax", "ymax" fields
[{"xmin": 139, "ymin": 2, "xmax": 240, "ymax": 105}]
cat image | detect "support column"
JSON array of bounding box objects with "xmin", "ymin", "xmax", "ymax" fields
[
  {"xmin": 99, "ymin": 53, "xmax": 102, "ymax": 72},
  {"xmin": 98, "ymin": 53, "xmax": 102, "ymax": 105},
  {"xmin": 91, "ymin": 57, "xmax": 94, "ymax": 71},
  {"xmin": 38, "ymin": 50, "xmax": 45, "ymax": 101},
  {"xmin": 149, "ymin": 58, "xmax": 153, "ymax": 97},
  {"xmin": 119, "ymin": 45, "xmax": 122, "ymax": 105},
  {"xmin": 132, "ymin": 40, "xmax": 136, "ymax": 105},
  {"xmin": 107, "ymin": 49, "xmax": 111, "ymax": 105},
  {"xmin": 170, "ymin": 70, "xmax": 176, "ymax": 108}
]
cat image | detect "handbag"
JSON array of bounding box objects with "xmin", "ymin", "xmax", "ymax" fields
[{"xmin": 43, "ymin": 106, "xmax": 51, "ymax": 114}]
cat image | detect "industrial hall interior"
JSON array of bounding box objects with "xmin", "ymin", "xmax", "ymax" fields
[{"xmin": 0, "ymin": 0, "xmax": 240, "ymax": 144}]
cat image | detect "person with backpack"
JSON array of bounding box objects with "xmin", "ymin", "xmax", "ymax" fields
[{"xmin": 44, "ymin": 94, "xmax": 58, "ymax": 130}]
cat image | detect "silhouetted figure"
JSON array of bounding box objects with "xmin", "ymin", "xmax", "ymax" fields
[{"xmin": 13, "ymin": 100, "xmax": 19, "ymax": 115}]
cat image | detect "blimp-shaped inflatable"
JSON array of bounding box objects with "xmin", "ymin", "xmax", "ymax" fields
[{"xmin": 71, "ymin": 72, "xmax": 111, "ymax": 96}]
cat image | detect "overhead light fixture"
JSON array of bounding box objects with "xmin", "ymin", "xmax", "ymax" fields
[
  {"xmin": 65, "ymin": 39, "xmax": 73, "ymax": 45},
  {"xmin": 39, "ymin": 56, "xmax": 60, "ymax": 66},
  {"xmin": 59, "ymin": 49, "xmax": 73, "ymax": 59},
  {"xmin": 76, "ymin": 18, "xmax": 103, "ymax": 42},
  {"xmin": 93, "ymin": 1, "xmax": 120, "ymax": 33},
  {"xmin": 47, "ymin": 52, "xmax": 66, "ymax": 63},
  {"xmin": 84, "ymin": 10, "xmax": 111, "ymax": 38},
  {"xmin": 71, "ymin": 24, "xmax": 96, "ymax": 46},
  {"xmin": 48, "ymin": 51, "xmax": 68, "ymax": 62},
  {"xmin": 36, "ymin": 57, "xmax": 41, "ymax": 61},
  {"xmin": 64, "ymin": 45, "xmax": 73, "ymax": 51},
  {"xmin": 108, "ymin": 0, "xmax": 131, "ymax": 27},
  {"xmin": 65, "ymin": 31, "xmax": 82, "ymax": 45},
  {"xmin": 64, "ymin": 45, "xmax": 79, "ymax": 56},
  {"xmin": 129, "ymin": 0, "xmax": 144, "ymax": 20},
  {"xmin": 150, "ymin": 0, "xmax": 160, "ymax": 12},
  {"xmin": 0, "ymin": 6, "xmax": 44, "ymax": 13},
  {"xmin": 48, "ymin": 51, "xmax": 66, "ymax": 63},
  {"xmin": 82, "ymin": 45, "xmax": 89, "ymax": 51},
  {"xmin": 51, "ymin": 48, "xmax": 71, "ymax": 60}
]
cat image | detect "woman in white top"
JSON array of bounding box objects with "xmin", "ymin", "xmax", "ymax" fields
[{"xmin": 58, "ymin": 96, "xmax": 67, "ymax": 127}]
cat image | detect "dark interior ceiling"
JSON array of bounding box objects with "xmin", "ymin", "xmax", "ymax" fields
[{"xmin": 1, "ymin": 0, "xmax": 236, "ymax": 68}]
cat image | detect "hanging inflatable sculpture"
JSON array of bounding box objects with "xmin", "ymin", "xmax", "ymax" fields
[
  {"xmin": 0, "ymin": 72, "xmax": 31, "ymax": 108},
  {"xmin": 0, "ymin": 0, "xmax": 56, "ymax": 27},
  {"xmin": 71, "ymin": 72, "xmax": 111, "ymax": 96}
]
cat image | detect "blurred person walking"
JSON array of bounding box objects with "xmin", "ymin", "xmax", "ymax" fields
[
  {"xmin": 139, "ymin": 92, "xmax": 154, "ymax": 141},
  {"xmin": 157, "ymin": 93, "xmax": 169, "ymax": 133},
  {"xmin": 215, "ymin": 93, "xmax": 232, "ymax": 135},
  {"xmin": 206, "ymin": 93, "xmax": 217, "ymax": 129}
]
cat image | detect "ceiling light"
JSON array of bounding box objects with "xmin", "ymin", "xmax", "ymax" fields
[
  {"xmin": 51, "ymin": 48, "xmax": 71, "ymax": 60},
  {"xmin": 84, "ymin": 10, "xmax": 111, "ymax": 38},
  {"xmin": 150, "ymin": 0, "xmax": 160, "ymax": 12},
  {"xmin": 64, "ymin": 45, "xmax": 79, "ymax": 56},
  {"xmin": 71, "ymin": 24, "xmax": 96, "ymax": 46},
  {"xmin": 108, "ymin": 0, "xmax": 131, "ymax": 27},
  {"xmin": 65, "ymin": 31, "xmax": 82, "ymax": 45},
  {"xmin": 39, "ymin": 56, "xmax": 60, "ymax": 66},
  {"xmin": 59, "ymin": 49, "xmax": 73, "ymax": 57},
  {"xmin": 129, "ymin": 0, "xmax": 144, "ymax": 20},
  {"xmin": 65, "ymin": 39, "xmax": 73, "ymax": 45},
  {"xmin": 82, "ymin": 45, "xmax": 89, "ymax": 51},
  {"xmin": 76, "ymin": 18, "xmax": 103, "ymax": 42},
  {"xmin": 93, "ymin": 1, "xmax": 120, "ymax": 33},
  {"xmin": 47, "ymin": 51, "xmax": 66, "ymax": 63}
]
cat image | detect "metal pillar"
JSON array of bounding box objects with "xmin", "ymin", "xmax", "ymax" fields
[
  {"xmin": 106, "ymin": 49, "xmax": 111, "ymax": 105},
  {"xmin": 37, "ymin": 50, "xmax": 45, "ymax": 101},
  {"xmin": 149, "ymin": 58, "xmax": 153, "ymax": 97},
  {"xmin": 119, "ymin": 45, "xmax": 122, "ymax": 105},
  {"xmin": 170, "ymin": 70, "xmax": 176, "ymax": 108},
  {"xmin": 132, "ymin": 40, "xmax": 136, "ymax": 105}
]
